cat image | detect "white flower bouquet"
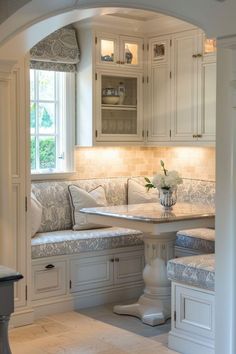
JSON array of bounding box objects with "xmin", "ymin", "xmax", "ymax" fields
[{"xmin": 145, "ymin": 160, "xmax": 183, "ymax": 191}]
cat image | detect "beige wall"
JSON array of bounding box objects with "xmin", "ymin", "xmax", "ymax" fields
[{"xmin": 74, "ymin": 146, "xmax": 215, "ymax": 181}]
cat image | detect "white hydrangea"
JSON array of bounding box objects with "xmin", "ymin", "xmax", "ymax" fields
[{"xmin": 152, "ymin": 170, "xmax": 183, "ymax": 190}]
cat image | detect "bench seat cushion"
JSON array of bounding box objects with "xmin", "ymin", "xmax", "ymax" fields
[
  {"xmin": 31, "ymin": 227, "xmax": 143, "ymax": 259},
  {"xmin": 167, "ymin": 254, "xmax": 215, "ymax": 291},
  {"xmin": 175, "ymin": 228, "xmax": 215, "ymax": 253}
]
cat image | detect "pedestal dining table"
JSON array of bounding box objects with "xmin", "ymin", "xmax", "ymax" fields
[{"xmin": 81, "ymin": 202, "xmax": 215, "ymax": 326}]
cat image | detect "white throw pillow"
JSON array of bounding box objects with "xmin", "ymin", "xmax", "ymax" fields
[
  {"xmin": 31, "ymin": 193, "xmax": 42, "ymax": 237},
  {"xmin": 68, "ymin": 185, "xmax": 108, "ymax": 230},
  {"xmin": 128, "ymin": 178, "xmax": 159, "ymax": 204}
]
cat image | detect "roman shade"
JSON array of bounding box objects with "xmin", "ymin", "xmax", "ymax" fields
[{"xmin": 30, "ymin": 27, "xmax": 80, "ymax": 72}]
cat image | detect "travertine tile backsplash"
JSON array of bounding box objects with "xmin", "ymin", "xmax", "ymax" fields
[{"xmin": 74, "ymin": 146, "xmax": 215, "ymax": 181}]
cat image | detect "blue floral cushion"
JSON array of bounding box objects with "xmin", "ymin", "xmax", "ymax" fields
[
  {"xmin": 176, "ymin": 228, "xmax": 215, "ymax": 253},
  {"xmin": 31, "ymin": 227, "xmax": 143, "ymax": 259},
  {"xmin": 167, "ymin": 254, "xmax": 215, "ymax": 291}
]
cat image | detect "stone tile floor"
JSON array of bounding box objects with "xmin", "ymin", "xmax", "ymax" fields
[{"xmin": 9, "ymin": 304, "xmax": 178, "ymax": 354}]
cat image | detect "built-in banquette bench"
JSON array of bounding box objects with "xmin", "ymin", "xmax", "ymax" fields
[
  {"xmin": 31, "ymin": 177, "xmax": 215, "ymax": 318},
  {"xmin": 167, "ymin": 254, "xmax": 215, "ymax": 354}
]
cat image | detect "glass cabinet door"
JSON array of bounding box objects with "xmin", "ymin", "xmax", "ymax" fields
[
  {"xmin": 96, "ymin": 34, "xmax": 119, "ymax": 66},
  {"xmin": 96, "ymin": 73, "xmax": 143, "ymax": 141},
  {"xmin": 120, "ymin": 36, "xmax": 143, "ymax": 69}
]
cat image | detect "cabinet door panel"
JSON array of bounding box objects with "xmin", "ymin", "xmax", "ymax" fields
[
  {"xmin": 70, "ymin": 256, "xmax": 113, "ymax": 292},
  {"xmin": 119, "ymin": 36, "xmax": 143, "ymax": 70},
  {"xmin": 148, "ymin": 65, "xmax": 171, "ymax": 141},
  {"xmin": 96, "ymin": 71, "xmax": 144, "ymax": 142},
  {"xmin": 114, "ymin": 250, "xmax": 144, "ymax": 285},
  {"xmin": 199, "ymin": 61, "xmax": 216, "ymax": 141},
  {"xmin": 175, "ymin": 284, "xmax": 215, "ymax": 339},
  {"xmin": 96, "ymin": 33, "xmax": 119, "ymax": 66},
  {"xmin": 171, "ymin": 32, "xmax": 199, "ymax": 141},
  {"xmin": 32, "ymin": 260, "xmax": 67, "ymax": 300}
]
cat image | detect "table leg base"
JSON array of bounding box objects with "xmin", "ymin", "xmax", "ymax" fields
[{"xmin": 113, "ymin": 294, "xmax": 170, "ymax": 326}]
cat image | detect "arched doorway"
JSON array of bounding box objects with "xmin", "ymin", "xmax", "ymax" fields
[{"xmin": 0, "ymin": 2, "xmax": 236, "ymax": 354}]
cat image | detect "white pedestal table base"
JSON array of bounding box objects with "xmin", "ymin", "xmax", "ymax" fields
[{"xmin": 113, "ymin": 232, "xmax": 176, "ymax": 326}]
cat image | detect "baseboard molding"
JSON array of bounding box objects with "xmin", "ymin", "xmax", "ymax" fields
[
  {"xmin": 10, "ymin": 307, "xmax": 34, "ymax": 328},
  {"xmin": 33, "ymin": 283, "xmax": 144, "ymax": 319},
  {"xmin": 168, "ymin": 331, "xmax": 215, "ymax": 354}
]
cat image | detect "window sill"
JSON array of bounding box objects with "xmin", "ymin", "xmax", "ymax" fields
[{"xmin": 31, "ymin": 171, "xmax": 76, "ymax": 181}]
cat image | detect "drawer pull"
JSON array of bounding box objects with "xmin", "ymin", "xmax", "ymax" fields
[{"xmin": 45, "ymin": 264, "xmax": 55, "ymax": 269}]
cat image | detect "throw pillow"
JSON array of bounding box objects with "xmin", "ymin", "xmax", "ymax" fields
[
  {"xmin": 68, "ymin": 185, "xmax": 108, "ymax": 230},
  {"xmin": 31, "ymin": 193, "xmax": 43, "ymax": 237},
  {"xmin": 128, "ymin": 178, "xmax": 158, "ymax": 204}
]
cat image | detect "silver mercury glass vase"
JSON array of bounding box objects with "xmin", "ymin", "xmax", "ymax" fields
[{"xmin": 159, "ymin": 188, "xmax": 177, "ymax": 210}]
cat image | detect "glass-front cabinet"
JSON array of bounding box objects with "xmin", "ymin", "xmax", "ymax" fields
[
  {"xmin": 95, "ymin": 71, "xmax": 144, "ymax": 142},
  {"xmin": 96, "ymin": 33, "xmax": 143, "ymax": 70},
  {"xmin": 204, "ymin": 38, "xmax": 216, "ymax": 56}
]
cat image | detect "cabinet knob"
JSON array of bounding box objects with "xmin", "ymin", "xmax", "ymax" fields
[
  {"xmin": 110, "ymin": 258, "xmax": 114, "ymax": 263},
  {"xmin": 116, "ymin": 60, "xmax": 120, "ymax": 64},
  {"xmin": 197, "ymin": 53, "xmax": 203, "ymax": 58},
  {"xmin": 192, "ymin": 134, "xmax": 197, "ymax": 138},
  {"xmin": 115, "ymin": 258, "xmax": 120, "ymax": 262},
  {"xmin": 197, "ymin": 134, "xmax": 202, "ymax": 138},
  {"xmin": 45, "ymin": 264, "xmax": 55, "ymax": 269},
  {"xmin": 192, "ymin": 54, "xmax": 197, "ymax": 58}
]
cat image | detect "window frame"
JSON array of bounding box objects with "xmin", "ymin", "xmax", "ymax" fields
[{"xmin": 30, "ymin": 68, "xmax": 75, "ymax": 179}]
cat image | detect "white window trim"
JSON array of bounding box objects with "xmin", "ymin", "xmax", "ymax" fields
[
  {"xmin": 31, "ymin": 171, "xmax": 76, "ymax": 181},
  {"xmin": 30, "ymin": 70, "xmax": 75, "ymax": 177}
]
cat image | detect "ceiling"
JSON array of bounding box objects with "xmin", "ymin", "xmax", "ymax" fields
[{"xmin": 108, "ymin": 8, "xmax": 164, "ymax": 22}]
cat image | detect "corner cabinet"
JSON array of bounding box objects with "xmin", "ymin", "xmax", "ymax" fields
[
  {"xmin": 146, "ymin": 30, "xmax": 216, "ymax": 144},
  {"xmin": 95, "ymin": 70, "xmax": 144, "ymax": 142}
]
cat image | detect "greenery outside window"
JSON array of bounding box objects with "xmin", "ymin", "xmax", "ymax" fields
[{"xmin": 30, "ymin": 69, "xmax": 75, "ymax": 175}]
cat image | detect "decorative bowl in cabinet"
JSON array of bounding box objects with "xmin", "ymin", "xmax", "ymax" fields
[{"xmin": 102, "ymin": 96, "xmax": 120, "ymax": 105}]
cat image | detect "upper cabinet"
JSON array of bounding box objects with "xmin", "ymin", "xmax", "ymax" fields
[
  {"xmin": 147, "ymin": 36, "xmax": 171, "ymax": 142},
  {"xmin": 171, "ymin": 30, "xmax": 202, "ymax": 142},
  {"xmin": 147, "ymin": 30, "xmax": 216, "ymax": 144},
  {"xmin": 76, "ymin": 18, "xmax": 216, "ymax": 147},
  {"xmin": 95, "ymin": 71, "xmax": 144, "ymax": 142},
  {"xmin": 95, "ymin": 32, "xmax": 144, "ymax": 71}
]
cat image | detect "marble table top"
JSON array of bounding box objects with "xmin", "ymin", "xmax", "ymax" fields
[
  {"xmin": 0, "ymin": 266, "xmax": 23, "ymax": 282},
  {"xmin": 81, "ymin": 202, "xmax": 215, "ymax": 224}
]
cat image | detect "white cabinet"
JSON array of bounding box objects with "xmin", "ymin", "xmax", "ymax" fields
[
  {"xmin": 11, "ymin": 63, "xmax": 29, "ymax": 309},
  {"xmin": 76, "ymin": 25, "xmax": 145, "ymax": 146},
  {"xmin": 147, "ymin": 30, "xmax": 216, "ymax": 144},
  {"xmin": 70, "ymin": 249, "xmax": 144, "ymax": 293},
  {"xmin": 171, "ymin": 30, "xmax": 201, "ymax": 141},
  {"xmin": 199, "ymin": 44, "xmax": 216, "ymax": 141},
  {"xmin": 113, "ymin": 250, "xmax": 144, "ymax": 285},
  {"xmin": 76, "ymin": 21, "xmax": 216, "ymax": 146},
  {"xmin": 96, "ymin": 32, "xmax": 144, "ymax": 70},
  {"xmin": 95, "ymin": 70, "xmax": 144, "ymax": 142},
  {"xmin": 147, "ymin": 36, "xmax": 171, "ymax": 142},
  {"xmin": 32, "ymin": 260, "xmax": 67, "ymax": 300},
  {"xmin": 70, "ymin": 255, "xmax": 113, "ymax": 292}
]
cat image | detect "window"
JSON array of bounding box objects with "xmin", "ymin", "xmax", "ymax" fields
[{"xmin": 30, "ymin": 69, "xmax": 75, "ymax": 175}]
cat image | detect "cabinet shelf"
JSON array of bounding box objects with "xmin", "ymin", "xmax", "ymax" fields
[{"xmin": 101, "ymin": 104, "xmax": 137, "ymax": 111}]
